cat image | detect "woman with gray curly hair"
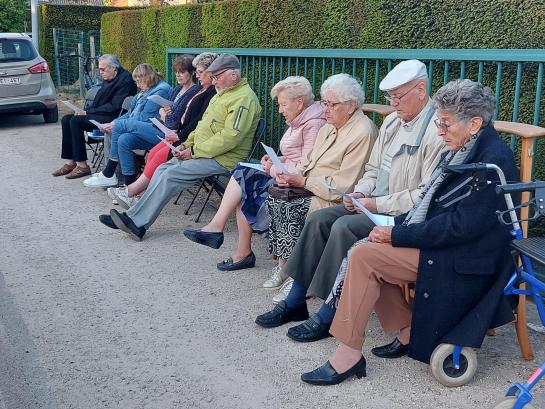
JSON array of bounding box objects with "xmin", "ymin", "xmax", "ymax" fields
[
  {"xmin": 252, "ymin": 73, "xmax": 378, "ymax": 308},
  {"xmin": 107, "ymin": 52, "xmax": 218, "ymax": 207},
  {"xmin": 298, "ymin": 79, "xmax": 519, "ymax": 386}
]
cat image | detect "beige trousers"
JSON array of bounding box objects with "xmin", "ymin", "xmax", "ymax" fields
[{"xmin": 329, "ymin": 242, "xmax": 420, "ymax": 351}]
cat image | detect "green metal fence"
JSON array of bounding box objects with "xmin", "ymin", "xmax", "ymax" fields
[{"xmin": 166, "ymin": 48, "xmax": 545, "ymax": 176}]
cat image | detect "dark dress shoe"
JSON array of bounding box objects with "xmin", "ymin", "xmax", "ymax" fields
[
  {"xmin": 183, "ymin": 228, "xmax": 224, "ymax": 249},
  {"xmin": 99, "ymin": 214, "xmax": 118, "ymax": 230},
  {"xmin": 255, "ymin": 300, "xmax": 309, "ymax": 328},
  {"xmin": 301, "ymin": 357, "xmax": 366, "ymax": 386},
  {"xmin": 287, "ymin": 313, "xmax": 332, "ymax": 343},
  {"xmin": 371, "ymin": 338, "xmax": 408, "ymax": 359},
  {"xmin": 110, "ymin": 209, "xmax": 146, "ymax": 241},
  {"xmin": 216, "ymin": 252, "xmax": 256, "ymax": 271}
]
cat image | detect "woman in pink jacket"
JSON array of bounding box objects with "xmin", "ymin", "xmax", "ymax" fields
[{"xmin": 183, "ymin": 76, "xmax": 325, "ymax": 276}]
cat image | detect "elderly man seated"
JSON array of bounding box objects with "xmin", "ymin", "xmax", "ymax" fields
[
  {"xmin": 255, "ymin": 61, "xmax": 446, "ymax": 353},
  {"xmin": 98, "ymin": 54, "xmax": 262, "ymax": 241},
  {"xmin": 52, "ymin": 54, "xmax": 137, "ymax": 179}
]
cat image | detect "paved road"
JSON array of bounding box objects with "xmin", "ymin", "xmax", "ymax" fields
[{"xmin": 0, "ymin": 113, "xmax": 544, "ymax": 409}]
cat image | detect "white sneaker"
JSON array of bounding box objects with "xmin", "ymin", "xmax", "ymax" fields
[
  {"xmin": 83, "ymin": 172, "xmax": 118, "ymax": 188},
  {"xmin": 272, "ymin": 277, "xmax": 293, "ymax": 304},
  {"xmin": 107, "ymin": 186, "xmax": 138, "ymax": 210},
  {"xmin": 263, "ymin": 265, "xmax": 288, "ymax": 289}
]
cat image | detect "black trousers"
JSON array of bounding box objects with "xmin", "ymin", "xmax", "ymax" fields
[{"xmin": 60, "ymin": 113, "xmax": 114, "ymax": 161}]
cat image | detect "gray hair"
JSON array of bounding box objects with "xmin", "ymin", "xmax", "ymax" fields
[
  {"xmin": 271, "ymin": 76, "xmax": 314, "ymax": 106},
  {"xmin": 99, "ymin": 54, "xmax": 121, "ymax": 70},
  {"xmin": 192, "ymin": 52, "xmax": 218, "ymax": 69},
  {"xmin": 432, "ymin": 79, "xmax": 495, "ymax": 124},
  {"xmin": 320, "ymin": 73, "xmax": 365, "ymax": 108}
]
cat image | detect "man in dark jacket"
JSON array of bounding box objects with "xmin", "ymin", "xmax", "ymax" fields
[{"xmin": 52, "ymin": 54, "xmax": 137, "ymax": 179}]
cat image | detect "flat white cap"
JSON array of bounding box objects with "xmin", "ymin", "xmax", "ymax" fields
[{"xmin": 379, "ymin": 59, "xmax": 427, "ymax": 91}]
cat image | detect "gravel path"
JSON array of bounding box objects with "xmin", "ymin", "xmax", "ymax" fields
[{"xmin": 0, "ymin": 113, "xmax": 544, "ymax": 409}]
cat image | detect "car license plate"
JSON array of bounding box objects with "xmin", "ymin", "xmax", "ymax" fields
[{"xmin": 0, "ymin": 77, "xmax": 21, "ymax": 85}]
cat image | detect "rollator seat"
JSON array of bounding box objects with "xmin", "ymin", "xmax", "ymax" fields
[{"xmin": 511, "ymin": 237, "xmax": 545, "ymax": 266}]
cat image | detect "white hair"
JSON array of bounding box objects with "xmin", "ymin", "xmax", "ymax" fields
[
  {"xmin": 320, "ymin": 73, "xmax": 365, "ymax": 107},
  {"xmin": 270, "ymin": 76, "xmax": 314, "ymax": 106},
  {"xmin": 99, "ymin": 54, "xmax": 121, "ymax": 70}
]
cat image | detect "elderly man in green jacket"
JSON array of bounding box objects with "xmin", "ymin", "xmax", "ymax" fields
[{"xmin": 99, "ymin": 54, "xmax": 262, "ymax": 241}]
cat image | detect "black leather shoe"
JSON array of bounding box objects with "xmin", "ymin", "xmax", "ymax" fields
[
  {"xmin": 110, "ymin": 209, "xmax": 146, "ymax": 241},
  {"xmin": 255, "ymin": 301, "xmax": 309, "ymax": 328},
  {"xmin": 301, "ymin": 357, "xmax": 366, "ymax": 386},
  {"xmin": 217, "ymin": 252, "xmax": 256, "ymax": 271},
  {"xmin": 371, "ymin": 338, "xmax": 408, "ymax": 359},
  {"xmin": 287, "ymin": 313, "xmax": 331, "ymax": 343},
  {"xmin": 99, "ymin": 214, "xmax": 118, "ymax": 230},
  {"xmin": 183, "ymin": 228, "xmax": 224, "ymax": 249}
]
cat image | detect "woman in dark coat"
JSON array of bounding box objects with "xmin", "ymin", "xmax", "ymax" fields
[{"xmin": 300, "ymin": 79, "xmax": 519, "ymax": 386}]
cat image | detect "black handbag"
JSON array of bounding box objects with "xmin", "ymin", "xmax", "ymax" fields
[{"xmin": 268, "ymin": 184, "xmax": 314, "ymax": 201}]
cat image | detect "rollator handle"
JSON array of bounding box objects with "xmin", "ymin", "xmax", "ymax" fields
[
  {"xmin": 496, "ymin": 181, "xmax": 545, "ymax": 195},
  {"xmin": 444, "ymin": 163, "xmax": 490, "ymax": 173}
]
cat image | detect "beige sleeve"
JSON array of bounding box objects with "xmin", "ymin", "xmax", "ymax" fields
[{"xmin": 305, "ymin": 130, "xmax": 376, "ymax": 202}]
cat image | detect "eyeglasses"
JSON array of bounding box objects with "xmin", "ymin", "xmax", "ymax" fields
[
  {"xmin": 384, "ymin": 82, "xmax": 420, "ymax": 103},
  {"xmin": 320, "ymin": 100, "xmax": 344, "ymax": 109},
  {"xmin": 434, "ymin": 118, "xmax": 453, "ymax": 131},
  {"xmin": 210, "ymin": 69, "xmax": 229, "ymax": 81}
]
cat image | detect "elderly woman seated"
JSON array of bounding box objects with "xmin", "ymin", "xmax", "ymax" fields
[
  {"xmin": 251, "ymin": 73, "xmax": 378, "ymax": 311},
  {"xmin": 107, "ymin": 53, "xmax": 218, "ymax": 209},
  {"xmin": 297, "ymin": 79, "xmax": 519, "ymax": 386},
  {"xmin": 182, "ymin": 76, "xmax": 325, "ymax": 272},
  {"xmin": 83, "ymin": 63, "xmax": 172, "ymax": 188}
]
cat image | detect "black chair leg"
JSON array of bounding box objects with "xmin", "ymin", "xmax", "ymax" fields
[
  {"xmin": 184, "ymin": 179, "xmax": 206, "ymax": 214},
  {"xmin": 195, "ymin": 180, "xmax": 217, "ymax": 222}
]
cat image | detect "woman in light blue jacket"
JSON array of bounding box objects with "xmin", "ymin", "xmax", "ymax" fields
[{"xmin": 84, "ymin": 63, "xmax": 172, "ymax": 187}]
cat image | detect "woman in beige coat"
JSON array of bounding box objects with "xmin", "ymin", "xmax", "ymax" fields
[{"xmin": 265, "ymin": 73, "xmax": 378, "ymax": 303}]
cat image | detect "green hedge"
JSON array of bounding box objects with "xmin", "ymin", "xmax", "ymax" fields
[{"xmin": 39, "ymin": 4, "xmax": 127, "ymax": 80}]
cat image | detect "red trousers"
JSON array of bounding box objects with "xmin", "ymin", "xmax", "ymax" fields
[{"xmin": 143, "ymin": 143, "xmax": 171, "ymax": 179}]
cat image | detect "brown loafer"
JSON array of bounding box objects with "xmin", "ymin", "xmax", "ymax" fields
[
  {"xmin": 52, "ymin": 163, "xmax": 76, "ymax": 177},
  {"xmin": 65, "ymin": 165, "xmax": 91, "ymax": 179}
]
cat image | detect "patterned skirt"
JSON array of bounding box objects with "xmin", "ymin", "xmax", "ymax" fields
[
  {"xmin": 232, "ymin": 164, "xmax": 274, "ymax": 234},
  {"xmin": 267, "ymin": 196, "xmax": 312, "ymax": 260}
]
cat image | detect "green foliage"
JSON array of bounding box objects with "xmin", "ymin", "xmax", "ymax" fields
[
  {"xmin": 39, "ymin": 5, "xmax": 124, "ymax": 80},
  {"xmin": 0, "ymin": 0, "xmax": 26, "ymax": 32}
]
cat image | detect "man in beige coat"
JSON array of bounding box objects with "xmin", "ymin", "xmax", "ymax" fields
[{"xmin": 256, "ymin": 60, "xmax": 446, "ymax": 348}]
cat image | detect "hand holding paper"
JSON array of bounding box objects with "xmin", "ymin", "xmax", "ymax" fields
[
  {"xmin": 89, "ymin": 119, "xmax": 106, "ymax": 130},
  {"xmin": 323, "ymin": 182, "xmax": 394, "ymax": 226},
  {"xmin": 148, "ymin": 94, "xmax": 173, "ymax": 107},
  {"xmin": 61, "ymin": 100, "xmax": 84, "ymax": 113},
  {"xmin": 150, "ymin": 118, "xmax": 176, "ymax": 136},
  {"xmin": 261, "ymin": 143, "xmax": 291, "ymax": 175}
]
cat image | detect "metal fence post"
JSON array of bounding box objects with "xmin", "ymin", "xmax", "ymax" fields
[
  {"xmin": 77, "ymin": 42, "xmax": 84, "ymax": 98},
  {"xmin": 89, "ymin": 35, "xmax": 96, "ymax": 84},
  {"xmin": 52, "ymin": 28, "xmax": 61, "ymax": 87}
]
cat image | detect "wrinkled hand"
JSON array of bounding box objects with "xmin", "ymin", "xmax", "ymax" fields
[
  {"xmin": 74, "ymin": 110, "xmax": 86, "ymax": 116},
  {"xmin": 165, "ymin": 132, "xmax": 179, "ymax": 143},
  {"xmin": 343, "ymin": 192, "xmax": 364, "ymax": 212},
  {"xmin": 101, "ymin": 122, "xmax": 114, "ymax": 133},
  {"xmin": 163, "ymin": 105, "xmax": 173, "ymax": 115},
  {"xmin": 275, "ymin": 173, "xmax": 305, "ymax": 188},
  {"xmin": 260, "ymin": 154, "xmax": 272, "ymax": 175},
  {"xmin": 175, "ymin": 148, "xmax": 192, "ymax": 160},
  {"xmin": 353, "ymin": 197, "xmax": 378, "ymax": 214},
  {"xmin": 368, "ymin": 226, "xmax": 393, "ymax": 243}
]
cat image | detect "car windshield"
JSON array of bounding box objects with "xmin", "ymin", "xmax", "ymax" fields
[{"xmin": 0, "ymin": 39, "xmax": 37, "ymax": 63}]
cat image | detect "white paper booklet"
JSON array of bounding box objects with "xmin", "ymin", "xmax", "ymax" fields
[
  {"xmin": 239, "ymin": 162, "xmax": 265, "ymax": 172},
  {"xmin": 323, "ymin": 182, "xmax": 395, "ymax": 227},
  {"xmin": 260, "ymin": 143, "xmax": 291, "ymax": 175},
  {"xmin": 150, "ymin": 117, "xmax": 175, "ymax": 135},
  {"xmin": 61, "ymin": 100, "xmax": 83, "ymax": 113},
  {"xmin": 155, "ymin": 134, "xmax": 178, "ymax": 151},
  {"xmin": 88, "ymin": 119, "xmax": 106, "ymax": 130},
  {"xmin": 147, "ymin": 94, "xmax": 173, "ymax": 107}
]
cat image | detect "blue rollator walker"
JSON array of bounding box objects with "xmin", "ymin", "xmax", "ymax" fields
[
  {"xmin": 424, "ymin": 163, "xmax": 545, "ymax": 396},
  {"xmin": 492, "ymin": 179, "xmax": 545, "ymax": 408}
]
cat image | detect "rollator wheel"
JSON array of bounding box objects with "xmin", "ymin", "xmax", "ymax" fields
[
  {"xmin": 492, "ymin": 396, "xmax": 535, "ymax": 409},
  {"xmin": 430, "ymin": 344, "xmax": 478, "ymax": 387}
]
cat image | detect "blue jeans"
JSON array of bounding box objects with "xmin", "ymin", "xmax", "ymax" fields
[{"xmin": 109, "ymin": 119, "xmax": 160, "ymax": 175}]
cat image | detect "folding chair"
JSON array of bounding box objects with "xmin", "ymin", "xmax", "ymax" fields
[
  {"xmin": 89, "ymin": 96, "xmax": 133, "ymax": 171},
  {"xmin": 177, "ymin": 118, "xmax": 266, "ymax": 223}
]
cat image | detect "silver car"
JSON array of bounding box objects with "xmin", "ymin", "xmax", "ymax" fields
[{"xmin": 0, "ymin": 33, "xmax": 58, "ymax": 123}]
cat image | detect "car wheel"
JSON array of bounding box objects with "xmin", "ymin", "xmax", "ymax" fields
[{"xmin": 43, "ymin": 106, "xmax": 58, "ymax": 123}]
